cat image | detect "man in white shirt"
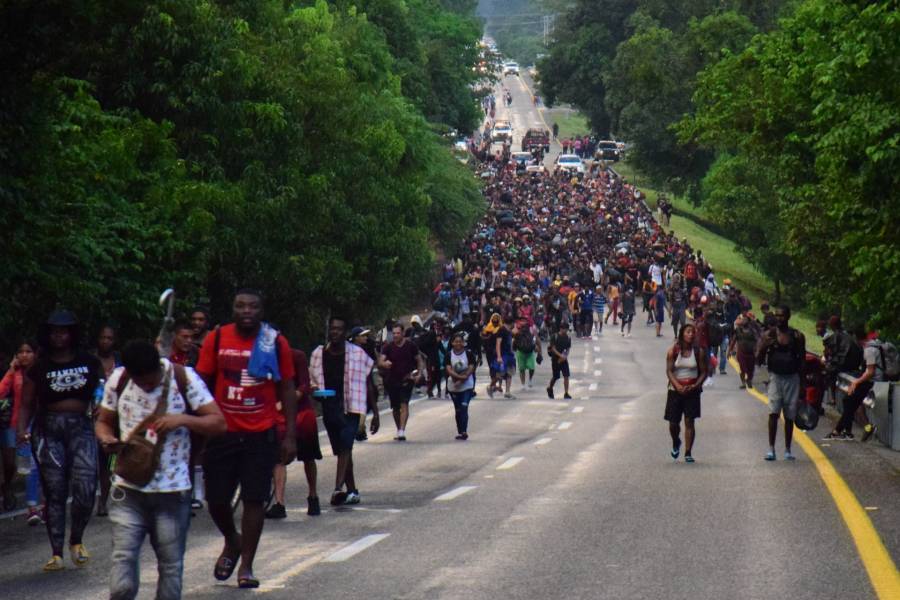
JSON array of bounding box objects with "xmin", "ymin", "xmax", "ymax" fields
[{"xmin": 96, "ymin": 340, "xmax": 225, "ymax": 600}]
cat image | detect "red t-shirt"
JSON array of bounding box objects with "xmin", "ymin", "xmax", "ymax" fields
[{"xmin": 196, "ymin": 324, "xmax": 295, "ymax": 433}]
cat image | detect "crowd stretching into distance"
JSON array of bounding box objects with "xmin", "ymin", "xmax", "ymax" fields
[{"xmin": 0, "ymin": 104, "xmax": 895, "ymax": 599}]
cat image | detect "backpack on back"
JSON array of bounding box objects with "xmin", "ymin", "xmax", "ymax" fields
[
  {"xmin": 875, "ymin": 341, "xmax": 900, "ymax": 381},
  {"xmin": 707, "ymin": 320, "xmax": 724, "ymax": 347},
  {"xmin": 515, "ymin": 328, "xmax": 536, "ymax": 353}
]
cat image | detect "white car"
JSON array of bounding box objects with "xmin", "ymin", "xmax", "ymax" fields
[
  {"xmin": 555, "ymin": 154, "xmax": 586, "ymax": 174},
  {"xmin": 503, "ymin": 62, "xmax": 520, "ymax": 76},
  {"xmin": 492, "ymin": 120, "xmax": 513, "ymax": 142}
]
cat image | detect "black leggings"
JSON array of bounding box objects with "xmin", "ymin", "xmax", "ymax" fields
[
  {"xmin": 835, "ymin": 381, "xmax": 873, "ymax": 434},
  {"xmin": 33, "ymin": 412, "xmax": 97, "ymax": 556}
]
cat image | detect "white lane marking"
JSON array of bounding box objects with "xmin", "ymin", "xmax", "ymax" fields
[
  {"xmin": 594, "ymin": 370, "xmax": 603, "ymax": 377},
  {"xmin": 594, "ymin": 358, "xmax": 603, "ymax": 364},
  {"xmin": 572, "ymin": 406, "xmax": 584, "ymax": 414},
  {"xmin": 323, "ymin": 534, "xmax": 391, "ymax": 563},
  {"xmin": 589, "ymin": 383, "xmax": 598, "ymax": 391},
  {"xmin": 534, "ymin": 437, "xmax": 553, "ymax": 446},
  {"xmin": 318, "ymin": 397, "xmax": 426, "ymax": 438},
  {"xmin": 593, "ymin": 346, "xmax": 601, "ymax": 352},
  {"xmin": 558, "ymin": 421, "xmax": 573, "ymax": 430},
  {"xmin": 434, "ymin": 486, "xmax": 478, "ymax": 502},
  {"xmin": 497, "ymin": 456, "xmax": 524, "ymax": 470},
  {"xmin": 484, "ymin": 475, "xmax": 495, "ymax": 479}
]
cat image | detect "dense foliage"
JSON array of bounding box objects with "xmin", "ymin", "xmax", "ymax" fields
[
  {"xmin": 540, "ymin": 0, "xmax": 900, "ymax": 335},
  {"xmin": 0, "ymin": 0, "xmax": 485, "ymax": 347}
]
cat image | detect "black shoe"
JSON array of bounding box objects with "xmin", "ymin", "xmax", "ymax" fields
[
  {"xmin": 265, "ymin": 503, "xmax": 287, "ymax": 519},
  {"xmin": 330, "ymin": 490, "xmax": 348, "ymax": 506},
  {"xmin": 546, "ymin": 386, "xmax": 554, "ymax": 399},
  {"xmin": 563, "ymin": 393, "xmax": 572, "ymax": 400},
  {"xmin": 355, "ymin": 431, "xmax": 368, "ymax": 441},
  {"xmin": 307, "ymin": 496, "xmax": 321, "ymax": 516},
  {"xmin": 455, "ymin": 433, "xmax": 469, "ymax": 441},
  {"xmin": 96, "ymin": 503, "xmax": 108, "ymax": 517}
]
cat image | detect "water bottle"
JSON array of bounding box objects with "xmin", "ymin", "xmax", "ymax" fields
[
  {"xmin": 16, "ymin": 442, "xmax": 33, "ymax": 476},
  {"xmin": 93, "ymin": 379, "xmax": 106, "ymax": 408}
]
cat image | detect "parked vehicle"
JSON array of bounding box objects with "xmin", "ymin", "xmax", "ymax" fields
[
  {"xmin": 521, "ymin": 128, "xmax": 550, "ymax": 153},
  {"xmin": 594, "ymin": 140, "xmax": 621, "ymax": 161}
]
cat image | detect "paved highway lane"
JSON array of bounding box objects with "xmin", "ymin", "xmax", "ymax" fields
[
  {"xmin": 0, "ymin": 320, "xmax": 894, "ymax": 599},
  {"xmin": 1, "ymin": 83, "xmax": 898, "ymax": 599}
]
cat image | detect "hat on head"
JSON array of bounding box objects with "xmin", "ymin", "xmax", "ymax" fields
[
  {"xmin": 46, "ymin": 310, "xmax": 78, "ymax": 327},
  {"xmin": 410, "ymin": 315, "xmax": 423, "ymax": 326},
  {"xmin": 348, "ymin": 327, "xmax": 370, "ymax": 339}
]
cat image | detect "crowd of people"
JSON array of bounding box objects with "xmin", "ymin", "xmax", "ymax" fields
[{"xmin": 0, "ymin": 112, "xmax": 895, "ymax": 598}]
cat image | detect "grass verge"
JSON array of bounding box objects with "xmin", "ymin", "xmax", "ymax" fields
[
  {"xmin": 613, "ymin": 159, "xmax": 822, "ymax": 353},
  {"xmin": 541, "ymin": 108, "xmax": 589, "ymax": 140}
]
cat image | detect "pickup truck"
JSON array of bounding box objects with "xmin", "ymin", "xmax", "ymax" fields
[
  {"xmin": 492, "ymin": 120, "xmax": 513, "ymax": 142},
  {"xmin": 521, "ymin": 128, "xmax": 550, "ymax": 153}
]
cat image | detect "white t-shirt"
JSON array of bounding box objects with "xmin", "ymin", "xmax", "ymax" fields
[
  {"xmin": 447, "ymin": 350, "xmax": 475, "ymax": 392},
  {"xmin": 103, "ymin": 360, "xmax": 213, "ymax": 492},
  {"xmin": 650, "ymin": 264, "xmax": 663, "ymax": 286}
]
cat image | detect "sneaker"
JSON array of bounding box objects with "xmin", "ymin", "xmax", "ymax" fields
[
  {"xmin": 784, "ymin": 451, "xmax": 795, "ymax": 461},
  {"xmin": 191, "ymin": 499, "xmax": 204, "ymax": 511},
  {"xmin": 546, "ymin": 386, "xmax": 554, "ymax": 399},
  {"xmin": 746, "ymin": 381, "xmax": 754, "ymax": 389},
  {"xmin": 739, "ymin": 384, "xmax": 746, "ymax": 389},
  {"xmin": 307, "ymin": 496, "xmax": 321, "ymax": 516},
  {"xmin": 764, "ymin": 450, "xmax": 776, "ymax": 461},
  {"xmin": 823, "ymin": 431, "xmax": 846, "ymax": 441},
  {"xmin": 356, "ymin": 431, "xmax": 368, "ymax": 442},
  {"xmin": 70, "ymin": 544, "xmax": 90, "ymax": 568},
  {"xmin": 862, "ymin": 424, "xmax": 877, "ymax": 443},
  {"xmin": 330, "ymin": 490, "xmax": 348, "ymax": 506},
  {"xmin": 265, "ymin": 503, "xmax": 287, "ymax": 519},
  {"xmin": 43, "ymin": 556, "xmax": 64, "ymax": 572},
  {"xmin": 345, "ymin": 491, "xmax": 361, "ymax": 505},
  {"xmin": 487, "ymin": 386, "xmax": 495, "ymax": 399},
  {"xmin": 845, "ymin": 432, "xmax": 855, "ymax": 440},
  {"xmin": 26, "ymin": 506, "xmax": 44, "ymax": 526},
  {"xmin": 455, "ymin": 433, "xmax": 469, "ymax": 441},
  {"xmin": 394, "ymin": 435, "xmax": 407, "ymax": 442},
  {"xmin": 563, "ymin": 393, "xmax": 572, "ymax": 400}
]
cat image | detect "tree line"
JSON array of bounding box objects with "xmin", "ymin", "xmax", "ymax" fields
[
  {"xmin": 0, "ymin": 0, "xmax": 486, "ymax": 348},
  {"xmin": 539, "ymin": 0, "xmax": 899, "ymax": 337}
]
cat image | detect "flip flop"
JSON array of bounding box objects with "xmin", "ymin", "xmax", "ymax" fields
[
  {"xmin": 214, "ymin": 544, "xmax": 241, "ymax": 581},
  {"xmin": 238, "ymin": 574, "xmax": 260, "ymax": 589}
]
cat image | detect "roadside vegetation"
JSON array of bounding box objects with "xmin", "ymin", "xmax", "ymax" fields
[
  {"xmin": 0, "ymin": 0, "xmax": 486, "ymax": 346},
  {"xmin": 540, "ymin": 0, "xmax": 900, "ymax": 337}
]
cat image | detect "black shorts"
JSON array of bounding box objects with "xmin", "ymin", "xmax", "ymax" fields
[
  {"xmin": 387, "ymin": 384, "xmax": 413, "ymax": 409},
  {"xmin": 664, "ymin": 389, "xmax": 701, "ymax": 422},
  {"xmin": 203, "ymin": 428, "xmax": 278, "ymax": 504},
  {"xmin": 551, "ymin": 359, "xmax": 570, "ymax": 379},
  {"xmin": 322, "ymin": 399, "xmax": 360, "ymax": 455}
]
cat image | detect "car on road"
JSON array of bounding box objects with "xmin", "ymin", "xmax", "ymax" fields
[
  {"xmin": 503, "ymin": 62, "xmax": 520, "ymax": 76},
  {"xmin": 492, "ymin": 120, "xmax": 513, "ymax": 142},
  {"xmin": 555, "ymin": 154, "xmax": 586, "ymax": 174},
  {"xmin": 521, "ymin": 128, "xmax": 550, "ymax": 153},
  {"xmin": 594, "ymin": 140, "xmax": 621, "ymax": 161}
]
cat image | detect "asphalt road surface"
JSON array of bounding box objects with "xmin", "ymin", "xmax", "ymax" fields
[
  {"xmin": 1, "ymin": 318, "xmax": 896, "ymax": 599},
  {"xmin": 1, "ymin": 83, "xmax": 897, "ymax": 598}
]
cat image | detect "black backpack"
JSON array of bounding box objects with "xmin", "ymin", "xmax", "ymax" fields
[
  {"xmin": 707, "ymin": 320, "xmax": 724, "ymax": 347},
  {"xmin": 515, "ymin": 328, "xmax": 536, "ymax": 353}
]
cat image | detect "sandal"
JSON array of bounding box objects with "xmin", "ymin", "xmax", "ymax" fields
[
  {"xmin": 238, "ymin": 573, "xmax": 260, "ymax": 589},
  {"xmin": 213, "ymin": 541, "xmax": 241, "ymax": 581}
]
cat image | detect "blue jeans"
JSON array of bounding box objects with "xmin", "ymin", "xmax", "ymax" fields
[
  {"xmin": 109, "ymin": 486, "xmax": 191, "ymax": 600},
  {"xmin": 450, "ymin": 389, "xmax": 474, "ymax": 434}
]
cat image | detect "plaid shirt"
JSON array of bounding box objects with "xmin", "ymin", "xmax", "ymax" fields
[{"xmin": 309, "ymin": 342, "xmax": 373, "ymax": 415}]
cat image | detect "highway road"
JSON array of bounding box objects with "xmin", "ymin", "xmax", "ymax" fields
[{"xmin": 0, "ymin": 76, "xmax": 897, "ymax": 599}]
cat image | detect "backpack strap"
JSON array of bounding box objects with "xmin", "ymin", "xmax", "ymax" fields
[
  {"xmin": 115, "ymin": 371, "xmax": 131, "ymax": 398},
  {"xmin": 172, "ymin": 364, "xmax": 189, "ymax": 401}
]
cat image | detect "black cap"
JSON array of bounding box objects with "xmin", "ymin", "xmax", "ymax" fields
[
  {"xmin": 348, "ymin": 327, "xmax": 370, "ymax": 339},
  {"xmin": 46, "ymin": 310, "xmax": 78, "ymax": 327}
]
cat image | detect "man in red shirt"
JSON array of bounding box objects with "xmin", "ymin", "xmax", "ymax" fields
[{"xmin": 195, "ymin": 289, "xmax": 297, "ymax": 589}]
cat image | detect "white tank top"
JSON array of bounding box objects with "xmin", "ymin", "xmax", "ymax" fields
[
  {"xmin": 673, "ymin": 348, "xmax": 699, "ymax": 381},
  {"xmin": 448, "ymin": 350, "xmax": 474, "ymax": 392}
]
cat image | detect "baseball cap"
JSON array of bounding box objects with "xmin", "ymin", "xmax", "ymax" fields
[
  {"xmin": 348, "ymin": 327, "xmax": 370, "ymax": 339},
  {"xmin": 46, "ymin": 310, "xmax": 78, "ymax": 327}
]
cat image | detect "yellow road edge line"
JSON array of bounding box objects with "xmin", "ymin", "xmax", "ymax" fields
[{"xmin": 727, "ymin": 357, "xmax": 900, "ymax": 599}]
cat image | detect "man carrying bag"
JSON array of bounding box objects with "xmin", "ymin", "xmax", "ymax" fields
[{"xmin": 95, "ymin": 340, "xmax": 225, "ymax": 600}]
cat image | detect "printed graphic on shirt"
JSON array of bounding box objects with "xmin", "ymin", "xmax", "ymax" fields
[{"xmin": 46, "ymin": 366, "xmax": 90, "ymax": 393}]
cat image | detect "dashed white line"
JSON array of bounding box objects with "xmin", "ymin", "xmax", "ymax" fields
[
  {"xmin": 589, "ymin": 383, "xmax": 598, "ymax": 391},
  {"xmin": 572, "ymin": 406, "xmax": 584, "ymax": 414},
  {"xmin": 593, "ymin": 346, "xmax": 601, "ymax": 352},
  {"xmin": 534, "ymin": 437, "xmax": 553, "ymax": 446},
  {"xmin": 594, "ymin": 358, "xmax": 603, "ymax": 364},
  {"xmin": 434, "ymin": 486, "xmax": 478, "ymax": 501},
  {"xmin": 558, "ymin": 421, "xmax": 573, "ymax": 430},
  {"xmin": 594, "ymin": 370, "xmax": 603, "ymax": 377},
  {"xmin": 323, "ymin": 534, "xmax": 391, "ymax": 562},
  {"xmin": 497, "ymin": 456, "xmax": 524, "ymax": 470}
]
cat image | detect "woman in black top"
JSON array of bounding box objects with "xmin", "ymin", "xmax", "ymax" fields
[{"xmin": 18, "ymin": 310, "xmax": 102, "ymax": 571}]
